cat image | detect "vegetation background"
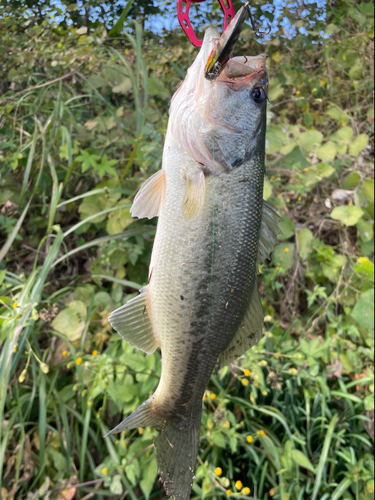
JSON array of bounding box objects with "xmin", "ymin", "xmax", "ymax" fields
[{"xmin": 0, "ymin": 0, "xmax": 374, "ymax": 499}]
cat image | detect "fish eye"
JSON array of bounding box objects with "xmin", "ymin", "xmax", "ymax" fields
[{"xmin": 251, "ymin": 87, "xmax": 266, "ymax": 104}]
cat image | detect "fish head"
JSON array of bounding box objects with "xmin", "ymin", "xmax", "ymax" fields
[
  {"xmin": 169, "ymin": 28, "xmax": 268, "ymax": 173},
  {"xmin": 206, "ymin": 53, "xmax": 268, "ymax": 170}
]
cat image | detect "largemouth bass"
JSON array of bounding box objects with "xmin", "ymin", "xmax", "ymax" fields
[{"xmin": 106, "ymin": 27, "xmax": 281, "ymax": 500}]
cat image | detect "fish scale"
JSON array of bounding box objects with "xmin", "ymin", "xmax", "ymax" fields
[
  {"xmin": 106, "ymin": 27, "xmax": 282, "ymax": 500},
  {"xmin": 150, "ymin": 134, "xmax": 265, "ymax": 413}
]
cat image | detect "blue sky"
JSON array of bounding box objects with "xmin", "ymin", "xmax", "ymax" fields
[{"xmin": 49, "ymin": 0, "xmax": 327, "ymax": 40}]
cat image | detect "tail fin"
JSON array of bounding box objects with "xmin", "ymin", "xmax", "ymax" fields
[
  {"xmin": 105, "ymin": 399, "xmax": 201, "ymax": 500},
  {"xmin": 104, "ymin": 397, "xmax": 165, "ymax": 437},
  {"xmin": 155, "ymin": 413, "xmax": 201, "ymax": 500}
]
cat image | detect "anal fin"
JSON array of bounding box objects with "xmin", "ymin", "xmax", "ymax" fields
[
  {"xmin": 109, "ymin": 287, "xmax": 158, "ymax": 354},
  {"xmin": 182, "ymin": 170, "xmax": 206, "ymax": 220},
  {"xmin": 218, "ymin": 287, "xmax": 264, "ymax": 367},
  {"xmin": 131, "ymin": 169, "xmax": 166, "ymax": 219}
]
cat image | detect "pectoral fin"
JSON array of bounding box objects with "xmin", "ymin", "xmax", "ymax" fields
[
  {"xmin": 131, "ymin": 169, "xmax": 166, "ymax": 219},
  {"xmin": 109, "ymin": 287, "xmax": 158, "ymax": 354},
  {"xmin": 182, "ymin": 170, "xmax": 206, "ymax": 220},
  {"xmin": 218, "ymin": 287, "xmax": 263, "ymax": 367},
  {"xmin": 258, "ymin": 200, "xmax": 283, "ymax": 264}
]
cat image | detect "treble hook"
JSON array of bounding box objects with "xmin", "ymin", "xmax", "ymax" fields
[{"xmin": 245, "ymin": 3, "xmax": 271, "ymax": 38}]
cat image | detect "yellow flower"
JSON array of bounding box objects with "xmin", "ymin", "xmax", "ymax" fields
[
  {"xmin": 242, "ymin": 487, "xmax": 251, "ymax": 495},
  {"xmin": 76, "ymin": 357, "xmax": 83, "ymax": 365},
  {"xmin": 63, "ymin": 350, "xmax": 68, "ymax": 357},
  {"xmin": 92, "ymin": 350, "xmax": 98, "ymax": 357},
  {"xmin": 224, "ymin": 420, "xmax": 231, "ymax": 428},
  {"xmin": 13, "ymin": 302, "xmax": 18, "ymax": 308},
  {"xmin": 210, "ymin": 393, "xmax": 216, "ymax": 400},
  {"xmin": 284, "ymin": 247, "xmax": 289, "ymax": 253},
  {"xmin": 288, "ymin": 368, "xmax": 298, "ymax": 376},
  {"xmin": 202, "ymin": 394, "xmax": 207, "ymax": 401},
  {"xmin": 215, "ymin": 467, "xmax": 222, "ymax": 476},
  {"xmin": 226, "ymin": 490, "xmax": 232, "ymax": 497},
  {"xmin": 138, "ymin": 427, "xmax": 144, "ymax": 435},
  {"xmin": 261, "ymin": 389, "xmax": 268, "ymax": 396},
  {"xmin": 269, "ymin": 488, "xmax": 276, "ymax": 497},
  {"xmin": 102, "ymin": 467, "xmax": 108, "ymax": 475},
  {"xmin": 258, "ymin": 429, "xmax": 266, "ymax": 437},
  {"xmin": 298, "ymin": 196, "xmax": 302, "ymax": 201},
  {"xmin": 244, "ymin": 369, "xmax": 251, "ymax": 377},
  {"xmin": 275, "ymin": 353, "xmax": 280, "ymax": 359},
  {"xmin": 276, "ymin": 266, "xmax": 280, "ymax": 271},
  {"xmin": 247, "ymin": 435, "xmax": 253, "ymax": 444},
  {"xmin": 235, "ymin": 480, "xmax": 243, "ymax": 490},
  {"xmin": 241, "ymin": 378, "xmax": 249, "ymax": 387},
  {"xmin": 296, "ymin": 90, "xmax": 301, "ymax": 95}
]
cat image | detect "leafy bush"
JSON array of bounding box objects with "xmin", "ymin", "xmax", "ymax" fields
[{"xmin": 0, "ymin": 1, "xmax": 373, "ymax": 499}]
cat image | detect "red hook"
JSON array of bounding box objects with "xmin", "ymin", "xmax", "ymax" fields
[{"xmin": 177, "ymin": 0, "xmax": 235, "ymax": 47}]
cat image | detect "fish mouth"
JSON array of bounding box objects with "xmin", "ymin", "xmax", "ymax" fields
[{"xmin": 216, "ymin": 54, "xmax": 268, "ymax": 90}]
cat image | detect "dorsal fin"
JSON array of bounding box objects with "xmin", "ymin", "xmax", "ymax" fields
[
  {"xmin": 182, "ymin": 170, "xmax": 206, "ymax": 220},
  {"xmin": 131, "ymin": 169, "xmax": 166, "ymax": 219},
  {"xmin": 218, "ymin": 286, "xmax": 263, "ymax": 367},
  {"xmin": 258, "ymin": 200, "xmax": 283, "ymax": 264},
  {"xmin": 109, "ymin": 287, "xmax": 158, "ymax": 354}
]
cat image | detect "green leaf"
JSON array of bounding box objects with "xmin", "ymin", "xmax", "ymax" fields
[
  {"xmin": 353, "ymin": 257, "xmax": 374, "ymax": 283},
  {"xmin": 263, "ymin": 179, "xmax": 272, "ymax": 200},
  {"xmin": 140, "ymin": 456, "xmax": 158, "ymax": 500},
  {"xmin": 51, "ymin": 301, "xmax": 87, "ymax": 341},
  {"xmin": 330, "ymin": 126, "xmax": 353, "ymax": 144},
  {"xmin": 147, "ymin": 76, "xmax": 169, "ymax": 99},
  {"xmin": 290, "ymin": 449, "xmax": 315, "ymax": 473},
  {"xmin": 351, "ymin": 289, "xmax": 374, "ymax": 332},
  {"xmin": 266, "ymin": 132, "xmax": 283, "ymax": 154},
  {"xmin": 363, "ymin": 179, "xmax": 374, "ymax": 203},
  {"xmin": 212, "ymin": 432, "xmax": 226, "ymax": 448},
  {"xmin": 0, "ymin": 270, "xmax": 5, "ymax": 286},
  {"xmin": 316, "ymin": 142, "xmax": 337, "ymax": 162},
  {"xmin": 326, "ymin": 106, "xmax": 349, "ymax": 125},
  {"xmin": 296, "ymin": 130, "xmax": 323, "ymax": 152},
  {"xmin": 364, "ymin": 394, "xmax": 375, "ymax": 411},
  {"xmin": 110, "ymin": 474, "xmax": 124, "ymax": 495},
  {"xmin": 284, "ymin": 147, "xmax": 310, "ymax": 169},
  {"xmin": 273, "ymin": 243, "xmax": 295, "ymax": 271},
  {"xmin": 277, "ymin": 216, "xmax": 295, "ymax": 240},
  {"xmin": 357, "ymin": 218, "xmax": 374, "ymax": 243},
  {"xmin": 106, "ymin": 206, "xmax": 133, "ymax": 235},
  {"xmin": 315, "ymin": 162, "xmax": 335, "ymax": 179},
  {"xmin": 112, "ymin": 77, "xmax": 132, "ymax": 94},
  {"xmin": 297, "ymin": 228, "xmax": 313, "ymax": 260},
  {"xmin": 268, "ymin": 80, "xmax": 284, "ymax": 101},
  {"xmin": 342, "ymin": 172, "xmax": 361, "ymax": 189},
  {"xmin": 331, "ymin": 205, "xmax": 364, "ymax": 226},
  {"xmin": 87, "ymin": 75, "xmax": 108, "ymax": 89},
  {"xmin": 349, "ymin": 134, "xmax": 369, "ymax": 156}
]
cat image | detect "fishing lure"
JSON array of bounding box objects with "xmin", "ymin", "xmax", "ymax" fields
[{"xmin": 204, "ymin": 1, "xmax": 270, "ymax": 81}]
